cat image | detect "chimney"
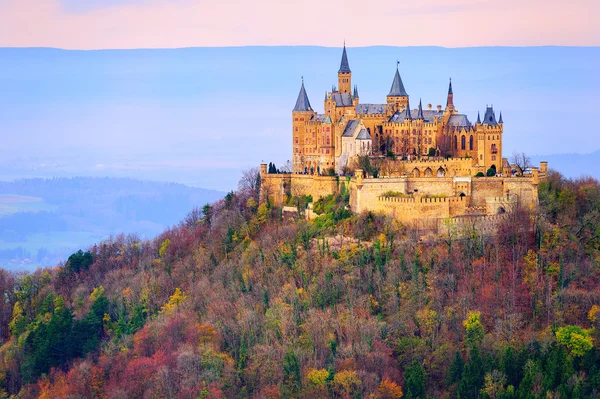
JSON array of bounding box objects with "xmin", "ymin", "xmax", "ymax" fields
[
  {"xmin": 437, "ymin": 105, "xmax": 442, "ymax": 111},
  {"xmin": 427, "ymin": 104, "xmax": 432, "ymax": 110}
]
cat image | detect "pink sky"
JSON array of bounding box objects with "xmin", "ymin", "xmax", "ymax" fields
[{"xmin": 0, "ymin": 0, "xmax": 598, "ymax": 49}]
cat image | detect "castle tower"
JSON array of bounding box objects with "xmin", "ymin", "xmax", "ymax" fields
[
  {"xmin": 446, "ymin": 78, "xmax": 454, "ymax": 112},
  {"xmin": 476, "ymin": 105, "xmax": 503, "ymax": 171},
  {"xmin": 292, "ymin": 79, "xmax": 315, "ymax": 173},
  {"xmin": 338, "ymin": 44, "xmax": 352, "ymax": 94},
  {"xmin": 386, "ymin": 64, "xmax": 409, "ymax": 111}
]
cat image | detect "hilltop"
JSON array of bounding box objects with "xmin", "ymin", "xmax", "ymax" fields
[{"xmin": 0, "ymin": 168, "xmax": 598, "ymax": 398}]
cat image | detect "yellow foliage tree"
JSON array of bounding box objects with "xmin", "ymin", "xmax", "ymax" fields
[
  {"xmin": 306, "ymin": 368, "xmax": 329, "ymax": 385},
  {"xmin": 160, "ymin": 288, "xmax": 187, "ymax": 315}
]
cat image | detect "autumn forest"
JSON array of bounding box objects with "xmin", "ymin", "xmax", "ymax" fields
[{"xmin": 0, "ymin": 169, "xmax": 599, "ymax": 398}]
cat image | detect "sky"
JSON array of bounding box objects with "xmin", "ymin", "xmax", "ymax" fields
[{"xmin": 0, "ymin": 0, "xmax": 599, "ymax": 49}]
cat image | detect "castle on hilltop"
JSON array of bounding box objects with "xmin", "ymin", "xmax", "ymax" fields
[
  {"xmin": 261, "ymin": 45, "xmax": 547, "ymax": 233},
  {"xmin": 292, "ymin": 44, "xmax": 503, "ymax": 176}
]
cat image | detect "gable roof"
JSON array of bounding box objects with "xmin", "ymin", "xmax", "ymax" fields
[
  {"xmin": 332, "ymin": 92, "xmax": 353, "ymax": 107},
  {"xmin": 388, "ymin": 108, "xmax": 444, "ymax": 123},
  {"xmin": 356, "ymin": 103, "xmax": 387, "ymax": 115},
  {"xmin": 342, "ymin": 120, "xmax": 360, "ymax": 137},
  {"xmin": 356, "ymin": 128, "xmax": 372, "ymax": 140},
  {"xmin": 448, "ymin": 114, "xmax": 472, "ymax": 128}
]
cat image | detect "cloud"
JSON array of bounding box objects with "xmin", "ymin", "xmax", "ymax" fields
[{"xmin": 0, "ymin": 0, "xmax": 598, "ymax": 49}]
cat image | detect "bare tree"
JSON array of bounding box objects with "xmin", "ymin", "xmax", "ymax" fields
[
  {"xmin": 280, "ymin": 160, "xmax": 292, "ymax": 173},
  {"xmin": 238, "ymin": 167, "xmax": 261, "ymax": 201},
  {"xmin": 511, "ymin": 152, "xmax": 532, "ymax": 175}
]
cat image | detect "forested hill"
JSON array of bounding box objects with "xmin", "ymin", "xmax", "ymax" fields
[{"xmin": 0, "ymin": 170, "xmax": 599, "ymax": 398}]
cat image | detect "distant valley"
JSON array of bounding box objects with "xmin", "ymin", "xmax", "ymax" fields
[{"xmin": 0, "ymin": 177, "xmax": 223, "ymax": 270}]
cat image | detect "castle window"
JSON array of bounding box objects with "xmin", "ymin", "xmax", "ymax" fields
[
  {"xmin": 295, "ymin": 137, "xmax": 298, "ymax": 144},
  {"xmin": 469, "ymin": 135, "xmax": 473, "ymax": 150},
  {"xmin": 461, "ymin": 135, "xmax": 466, "ymax": 150},
  {"xmin": 295, "ymin": 127, "xmax": 298, "ymax": 132},
  {"xmin": 454, "ymin": 136, "xmax": 458, "ymax": 150},
  {"xmin": 491, "ymin": 144, "xmax": 498, "ymax": 154}
]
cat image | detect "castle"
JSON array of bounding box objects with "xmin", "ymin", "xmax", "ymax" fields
[
  {"xmin": 261, "ymin": 45, "xmax": 547, "ymax": 232},
  {"xmin": 292, "ymin": 44, "xmax": 503, "ymax": 176}
]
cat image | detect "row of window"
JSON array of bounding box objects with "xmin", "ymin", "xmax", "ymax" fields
[{"xmin": 294, "ymin": 147, "xmax": 332, "ymax": 155}]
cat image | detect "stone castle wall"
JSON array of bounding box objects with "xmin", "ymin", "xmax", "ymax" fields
[
  {"xmin": 260, "ymin": 162, "xmax": 542, "ymax": 228},
  {"xmin": 260, "ymin": 172, "xmax": 339, "ymax": 207}
]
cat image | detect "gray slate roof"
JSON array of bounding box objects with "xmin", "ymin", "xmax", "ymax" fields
[
  {"xmin": 356, "ymin": 104, "xmax": 387, "ymax": 115},
  {"xmin": 388, "ymin": 109, "xmax": 444, "ymax": 123},
  {"xmin": 483, "ymin": 106, "xmax": 497, "ymax": 125},
  {"xmin": 293, "ymin": 81, "xmax": 312, "ymax": 112},
  {"xmin": 448, "ymin": 114, "xmax": 472, "ymax": 128},
  {"xmin": 356, "ymin": 128, "xmax": 372, "ymax": 140},
  {"xmin": 332, "ymin": 92, "xmax": 353, "ymax": 107},
  {"xmin": 342, "ymin": 120, "xmax": 359, "ymax": 137},
  {"xmin": 388, "ymin": 68, "xmax": 408, "ymax": 97},
  {"xmin": 339, "ymin": 45, "xmax": 351, "ymax": 73}
]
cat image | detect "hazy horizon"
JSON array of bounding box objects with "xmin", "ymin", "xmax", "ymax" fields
[{"xmin": 1, "ymin": 45, "xmax": 599, "ymax": 191}]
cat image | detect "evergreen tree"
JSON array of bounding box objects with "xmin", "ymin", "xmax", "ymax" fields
[
  {"xmin": 404, "ymin": 361, "xmax": 427, "ymax": 399},
  {"xmin": 281, "ymin": 348, "xmax": 301, "ymax": 399}
]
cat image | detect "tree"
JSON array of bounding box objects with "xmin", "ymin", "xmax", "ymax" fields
[
  {"xmin": 404, "ymin": 361, "xmax": 426, "ymax": 399},
  {"xmin": 463, "ymin": 311, "xmax": 485, "ymax": 347},
  {"xmin": 281, "ymin": 349, "xmax": 301, "ymax": 399},
  {"xmin": 238, "ymin": 167, "xmax": 261, "ymax": 201},
  {"xmin": 555, "ymin": 325, "xmax": 593, "ymax": 357},
  {"xmin": 511, "ymin": 152, "xmax": 532, "ymax": 175}
]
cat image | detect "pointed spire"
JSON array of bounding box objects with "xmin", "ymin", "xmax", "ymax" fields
[
  {"xmin": 405, "ymin": 98, "xmax": 412, "ymax": 119},
  {"xmin": 293, "ymin": 79, "xmax": 312, "ymax": 112},
  {"xmin": 417, "ymin": 98, "xmax": 424, "ymax": 119},
  {"xmin": 338, "ymin": 43, "xmax": 351, "ymax": 73},
  {"xmin": 477, "ymin": 111, "xmax": 481, "ymax": 124},
  {"xmin": 446, "ymin": 78, "xmax": 454, "ymax": 108},
  {"xmin": 353, "ymin": 85, "xmax": 359, "ymax": 98},
  {"xmin": 388, "ymin": 64, "xmax": 408, "ymax": 97},
  {"xmin": 498, "ymin": 111, "xmax": 503, "ymax": 123},
  {"xmin": 325, "ymin": 91, "xmax": 328, "ymax": 101}
]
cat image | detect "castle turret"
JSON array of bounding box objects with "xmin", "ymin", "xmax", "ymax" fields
[
  {"xmin": 386, "ymin": 63, "xmax": 409, "ymax": 111},
  {"xmin": 292, "ymin": 79, "xmax": 315, "ymax": 173},
  {"xmin": 338, "ymin": 43, "xmax": 352, "ymax": 94},
  {"xmin": 417, "ymin": 98, "xmax": 424, "ymax": 119},
  {"xmin": 477, "ymin": 106, "xmax": 503, "ymax": 171}
]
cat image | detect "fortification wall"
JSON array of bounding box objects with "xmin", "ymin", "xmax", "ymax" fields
[
  {"xmin": 470, "ymin": 177, "xmax": 538, "ymax": 208},
  {"xmin": 260, "ymin": 171, "xmax": 338, "ymax": 207},
  {"xmin": 406, "ymin": 178, "xmax": 454, "ymax": 196}
]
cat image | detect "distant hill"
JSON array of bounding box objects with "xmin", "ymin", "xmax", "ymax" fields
[
  {"xmin": 532, "ymin": 150, "xmax": 600, "ymax": 180},
  {"xmin": 0, "ymin": 177, "xmax": 224, "ymax": 270}
]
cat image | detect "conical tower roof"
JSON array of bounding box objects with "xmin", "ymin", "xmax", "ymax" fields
[
  {"xmin": 477, "ymin": 112, "xmax": 481, "ymax": 124},
  {"xmin": 353, "ymin": 85, "xmax": 359, "ymax": 98},
  {"xmin": 388, "ymin": 66, "xmax": 408, "ymax": 97},
  {"xmin": 293, "ymin": 79, "xmax": 312, "ymax": 112},
  {"xmin": 339, "ymin": 44, "xmax": 351, "ymax": 73},
  {"xmin": 498, "ymin": 112, "xmax": 503, "ymax": 123},
  {"xmin": 405, "ymin": 99, "xmax": 412, "ymax": 119}
]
